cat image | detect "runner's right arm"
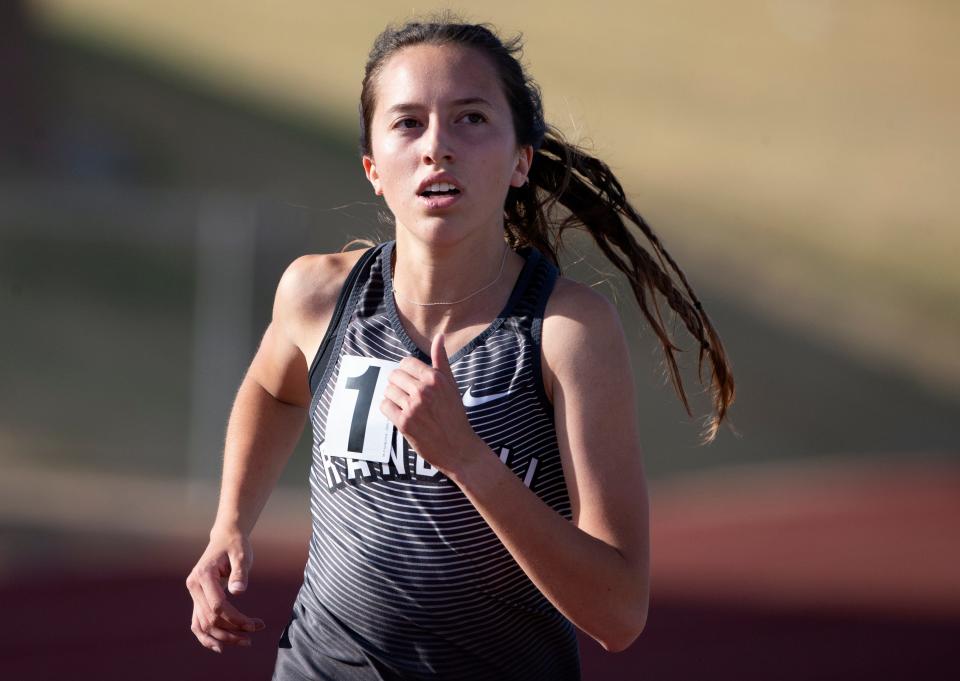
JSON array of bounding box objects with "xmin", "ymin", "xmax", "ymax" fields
[{"xmin": 186, "ymin": 253, "xmax": 346, "ymax": 653}]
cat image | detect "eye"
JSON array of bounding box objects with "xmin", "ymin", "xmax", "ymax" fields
[
  {"xmin": 394, "ymin": 117, "xmax": 420, "ymax": 130},
  {"xmin": 462, "ymin": 112, "xmax": 487, "ymax": 124}
]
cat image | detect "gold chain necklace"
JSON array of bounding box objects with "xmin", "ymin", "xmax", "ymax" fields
[{"xmin": 392, "ymin": 242, "xmax": 510, "ymax": 306}]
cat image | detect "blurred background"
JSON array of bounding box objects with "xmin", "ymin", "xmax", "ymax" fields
[{"xmin": 1, "ymin": 0, "xmax": 957, "ymax": 678}]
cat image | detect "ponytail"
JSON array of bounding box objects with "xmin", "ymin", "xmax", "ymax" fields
[{"xmin": 505, "ymin": 126, "xmax": 737, "ymax": 445}]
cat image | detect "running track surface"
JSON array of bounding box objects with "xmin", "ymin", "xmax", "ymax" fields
[{"xmin": 1, "ymin": 459, "xmax": 957, "ymax": 680}]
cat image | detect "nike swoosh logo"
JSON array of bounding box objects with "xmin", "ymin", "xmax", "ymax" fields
[{"xmin": 462, "ymin": 385, "xmax": 511, "ymax": 408}]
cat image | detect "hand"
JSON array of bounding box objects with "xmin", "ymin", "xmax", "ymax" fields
[
  {"xmin": 380, "ymin": 333, "xmax": 484, "ymax": 478},
  {"xmin": 185, "ymin": 526, "xmax": 265, "ymax": 653}
]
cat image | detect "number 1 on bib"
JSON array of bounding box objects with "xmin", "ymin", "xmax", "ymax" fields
[{"xmin": 323, "ymin": 354, "xmax": 402, "ymax": 463}]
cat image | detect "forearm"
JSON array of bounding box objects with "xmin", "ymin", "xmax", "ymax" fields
[
  {"xmin": 212, "ymin": 375, "xmax": 308, "ymax": 536},
  {"xmin": 449, "ymin": 439, "xmax": 647, "ymax": 652}
]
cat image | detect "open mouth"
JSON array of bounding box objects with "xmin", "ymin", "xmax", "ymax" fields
[
  {"xmin": 419, "ymin": 188, "xmax": 461, "ymax": 197},
  {"xmin": 418, "ymin": 187, "xmax": 462, "ymax": 209}
]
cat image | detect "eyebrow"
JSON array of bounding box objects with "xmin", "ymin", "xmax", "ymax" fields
[{"xmin": 384, "ymin": 97, "xmax": 493, "ymax": 117}]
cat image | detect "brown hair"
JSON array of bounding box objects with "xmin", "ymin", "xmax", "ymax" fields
[{"xmin": 354, "ymin": 10, "xmax": 736, "ymax": 445}]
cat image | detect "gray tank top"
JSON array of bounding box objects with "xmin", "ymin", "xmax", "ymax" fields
[{"xmin": 293, "ymin": 239, "xmax": 581, "ymax": 681}]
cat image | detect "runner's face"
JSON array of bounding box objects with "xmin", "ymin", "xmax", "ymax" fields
[{"xmin": 362, "ymin": 44, "xmax": 532, "ymax": 246}]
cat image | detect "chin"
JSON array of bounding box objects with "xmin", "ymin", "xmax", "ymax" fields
[{"xmin": 398, "ymin": 220, "xmax": 473, "ymax": 247}]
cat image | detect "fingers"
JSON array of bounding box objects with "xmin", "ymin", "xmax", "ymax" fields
[
  {"xmin": 194, "ymin": 559, "xmax": 240, "ymax": 622},
  {"xmin": 227, "ymin": 546, "xmax": 251, "ymax": 595},
  {"xmin": 186, "ymin": 571, "xmax": 224, "ymax": 629},
  {"xmin": 398, "ymin": 356, "xmax": 430, "ymax": 380},
  {"xmin": 388, "ymin": 366, "xmax": 448, "ymax": 413},
  {"xmin": 197, "ymin": 569, "xmax": 262, "ymax": 631},
  {"xmin": 186, "ymin": 534, "xmax": 267, "ymax": 653},
  {"xmin": 210, "ymin": 625, "xmax": 253, "ymax": 647},
  {"xmin": 383, "ymin": 382, "xmax": 411, "ymax": 411},
  {"xmin": 191, "ymin": 607, "xmax": 258, "ymax": 653},
  {"xmin": 431, "ymin": 332, "xmax": 452, "ymax": 376},
  {"xmin": 191, "ymin": 608, "xmax": 224, "ymax": 653},
  {"xmin": 380, "ymin": 395, "xmax": 403, "ymax": 428},
  {"xmin": 186, "ymin": 561, "xmax": 264, "ymax": 646},
  {"xmin": 388, "ymin": 367, "xmax": 419, "ymax": 396},
  {"xmin": 188, "ymin": 573, "xmax": 266, "ymax": 653},
  {"xmin": 202, "ymin": 610, "xmax": 254, "ymax": 646}
]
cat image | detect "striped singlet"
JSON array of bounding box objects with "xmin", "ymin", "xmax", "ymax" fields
[{"xmin": 276, "ymin": 239, "xmax": 581, "ymax": 681}]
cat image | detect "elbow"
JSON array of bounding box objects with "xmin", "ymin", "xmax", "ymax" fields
[
  {"xmin": 600, "ymin": 596, "xmax": 649, "ymax": 653},
  {"xmin": 602, "ymin": 618, "xmax": 647, "ymax": 654},
  {"xmin": 597, "ymin": 550, "xmax": 650, "ymax": 653}
]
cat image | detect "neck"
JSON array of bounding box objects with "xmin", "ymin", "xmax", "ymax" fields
[
  {"xmin": 392, "ymin": 231, "xmax": 506, "ymax": 303},
  {"xmin": 393, "ymin": 230, "xmax": 524, "ymax": 340}
]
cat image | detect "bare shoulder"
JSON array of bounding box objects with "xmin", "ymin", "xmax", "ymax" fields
[
  {"xmin": 540, "ymin": 275, "xmax": 628, "ymax": 404},
  {"xmin": 274, "ymin": 248, "xmax": 370, "ymax": 344},
  {"xmin": 247, "ymin": 247, "xmax": 371, "ymax": 407}
]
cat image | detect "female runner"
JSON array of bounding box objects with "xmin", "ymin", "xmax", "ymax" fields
[{"xmin": 186, "ymin": 12, "xmax": 735, "ymax": 681}]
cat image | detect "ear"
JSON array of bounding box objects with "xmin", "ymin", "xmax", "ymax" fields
[
  {"xmin": 510, "ymin": 144, "xmax": 534, "ymax": 188},
  {"xmin": 362, "ymin": 155, "xmax": 383, "ymax": 196}
]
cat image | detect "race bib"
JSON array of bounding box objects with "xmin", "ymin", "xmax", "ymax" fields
[{"xmin": 323, "ymin": 354, "xmax": 401, "ymax": 463}]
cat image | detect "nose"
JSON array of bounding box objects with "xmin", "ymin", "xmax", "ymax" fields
[{"xmin": 421, "ymin": 116, "xmax": 455, "ymax": 164}]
